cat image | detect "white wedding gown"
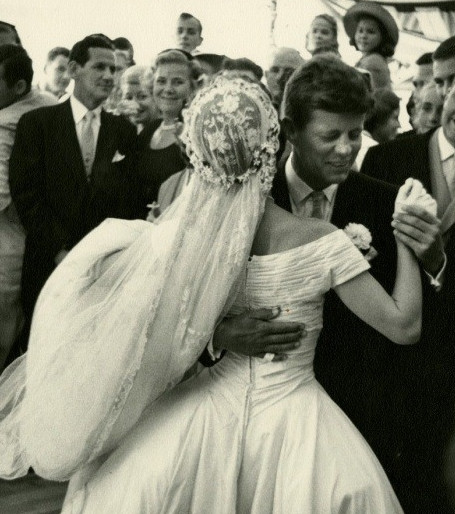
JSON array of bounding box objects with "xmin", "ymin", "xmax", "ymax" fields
[{"xmin": 64, "ymin": 229, "xmax": 403, "ymax": 514}]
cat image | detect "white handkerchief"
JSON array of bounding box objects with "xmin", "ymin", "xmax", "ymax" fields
[
  {"xmin": 395, "ymin": 178, "xmax": 437, "ymax": 217},
  {"xmin": 111, "ymin": 151, "xmax": 125, "ymax": 163}
]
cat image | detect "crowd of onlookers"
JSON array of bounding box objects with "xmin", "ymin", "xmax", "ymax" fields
[{"xmin": 1, "ymin": 4, "xmax": 455, "ymax": 512}]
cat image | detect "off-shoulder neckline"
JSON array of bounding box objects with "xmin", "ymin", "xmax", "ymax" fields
[{"xmin": 249, "ymin": 229, "xmax": 344, "ymax": 262}]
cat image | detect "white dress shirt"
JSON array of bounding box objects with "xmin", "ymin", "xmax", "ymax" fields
[
  {"xmin": 285, "ymin": 154, "xmax": 338, "ymax": 221},
  {"xmin": 70, "ymin": 95, "xmax": 102, "ymax": 156}
]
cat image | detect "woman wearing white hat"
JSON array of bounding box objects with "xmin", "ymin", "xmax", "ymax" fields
[{"xmin": 344, "ymin": 2, "xmax": 399, "ymax": 91}]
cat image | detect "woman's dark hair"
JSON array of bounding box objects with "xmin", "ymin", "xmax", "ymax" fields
[
  {"xmin": 364, "ymin": 88, "xmax": 400, "ymax": 133},
  {"xmin": 349, "ymin": 15, "xmax": 396, "ymax": 58},
  {"xmin": 283, "ymin": 55, "xmax": 372, "ymax": 130}
]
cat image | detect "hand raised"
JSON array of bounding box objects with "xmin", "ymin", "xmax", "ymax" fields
[
  {"xmin": 392, "ymin": 204, "xmax": 444, "ymax": 276},
  {"xmin": 213, "ymin": 307, "xmax": 306, "ymax": 362}
]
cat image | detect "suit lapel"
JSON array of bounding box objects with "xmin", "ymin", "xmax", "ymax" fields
[
  {"xmin": 330, "ymin": 175, "xmax": 358, "ymax": 229},
  {"xmin": 55, "ymin": 100, "xmax": 87, "ymax": 181},
  {"xmin": 93, "ymin": 110, "xmax": 115, "ymax": 168},
  {"xmin": 271, "ymin": 157, "xmax": 292, "ymax": 212}
]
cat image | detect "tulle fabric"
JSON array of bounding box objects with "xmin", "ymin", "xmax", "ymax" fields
[
  {"xmin": 0, "ymin": 76, "xmax": 279, "ymax": 482},
  {"xmin": 0, "ymin": 173, "xmax": 266, "ymax": 481}
]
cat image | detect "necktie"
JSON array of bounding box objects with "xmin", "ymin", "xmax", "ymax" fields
[
  {"xmin": 81, "ymin": 111, "xmax": 95, "ymax": 175},
  {"xmin": 311, "ymin": 190, "xmax": 325, "ymax": 219}
]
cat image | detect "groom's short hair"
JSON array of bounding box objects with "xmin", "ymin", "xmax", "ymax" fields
[{"xmin": 282, "ymin": 55, "xmax": 372, "ymax": 130}]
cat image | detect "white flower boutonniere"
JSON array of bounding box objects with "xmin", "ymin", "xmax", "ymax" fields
[{"xmin": 344, "ymin": 223, "xmax": 378, "ymax": 262}]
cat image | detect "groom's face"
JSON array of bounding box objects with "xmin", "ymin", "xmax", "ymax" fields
[{"xmin": 287, "ymin": 109, "xmax": 364, "ymax": 191}]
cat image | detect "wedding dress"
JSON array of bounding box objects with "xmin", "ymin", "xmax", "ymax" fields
[
  {"xmin": 0, "ymin": 75, "xmax": 419, "ymax": 513},
  {"xmin": 0, "ymin": 76, "xmax": 279, "ymax": 480},
  {"xmin": 64, "ymin": 229, "xmax": 403, "ymax": 513}
]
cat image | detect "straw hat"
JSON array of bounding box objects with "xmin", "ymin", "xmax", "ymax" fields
[{"xmin": 343, "ymin": 2, "xmax": 399, "ymax": 47}]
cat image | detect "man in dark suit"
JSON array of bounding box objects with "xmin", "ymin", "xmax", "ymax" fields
[
  {"xmin": 8, "ymin": 35, "xmax": 138, "ymax": 358},
  {"xmin": 360, "ymin": 37, "xmax": 455, "ymax": 514},
  {"xmin": 212, "ymin": 55, "xmax": 444, "ymax": 513}
]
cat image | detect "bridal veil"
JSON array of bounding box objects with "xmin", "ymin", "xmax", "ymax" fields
[{"xmin": 0, "ymin": 76, "xmax": 279, "ymax": 480}]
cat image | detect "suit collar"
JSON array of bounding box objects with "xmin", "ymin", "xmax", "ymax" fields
[
  {"xmin": 69, "ymin": 95, "xmax": 102, "ymax": 125},
  {"xmin": 272, "ymin": 157, "xmax": 292, "ymax": 212},
  {"xmin": 284, "ymin": 152, "xmax": 338, "ymax": 205}
]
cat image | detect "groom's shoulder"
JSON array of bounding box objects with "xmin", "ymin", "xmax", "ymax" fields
[
  {"xmin": 343, "ymin": 171, "xmax": 398, "ymax": 199},
  {"xmin": 338, "ymin": 172, "xmax": 398, "ymax": 219}
]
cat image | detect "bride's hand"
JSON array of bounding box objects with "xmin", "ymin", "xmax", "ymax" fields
[
  {"xmin": 394, "ymin": 178, "xmax": 437, "ymax": 217},
  {"xmin": 392, "ymin": 179, "xmax": 444, "ymax": 276}
]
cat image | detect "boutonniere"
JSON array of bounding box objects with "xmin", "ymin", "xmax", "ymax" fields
[
  {"xmin": 111, "ymin": 150, "xmax": 125, "ymax": 163},
  {"xmin": 344, "ymin": 223, "xmax": 378, "ymax": 262}
]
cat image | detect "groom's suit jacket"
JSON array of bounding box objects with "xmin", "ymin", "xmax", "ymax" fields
[
  {"xmin": 272, "ymin": 160, "xmax": 400, "ymax": 435},
  {"xmin": 9, "ymin": 99, "xmax": 139, "ymax": 321},
  {"xmin": 270, "ymin": 159, "xmax": 444, "ymax": 511},
  {"xmin": 360, "ymin": 132, "xmax": 455, "ymax": 513}
]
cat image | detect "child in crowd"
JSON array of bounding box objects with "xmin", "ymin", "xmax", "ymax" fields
[
  {"xmin": 343, "ymin": 2, "xmax": 399, "ymax": 90},
  {"xmin": 305, "ymin": 14, "xmax": 339, "ymax": 57},
  {"xmin": 176, "ymin": 12, "xmax": 203, "ymax": 55}
]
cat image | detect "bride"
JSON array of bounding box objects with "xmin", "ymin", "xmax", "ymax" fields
[{"xmin": 0, "ymin": 75, "xmax": 433, "ymax": 513}]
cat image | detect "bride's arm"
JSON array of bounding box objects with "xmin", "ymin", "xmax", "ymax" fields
[{"xmin": 334, "ymin": 238, "xmax": 421, "ymax": 345}]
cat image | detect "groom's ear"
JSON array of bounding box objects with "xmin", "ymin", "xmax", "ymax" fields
[{"xmin": 281, "ymin": 117, "xmax": 297, "ymax": 145}]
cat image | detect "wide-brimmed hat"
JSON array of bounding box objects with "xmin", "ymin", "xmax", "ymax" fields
[{"xmin": 343, "ymin": 2, "xmax": 399, "ymax": 47}]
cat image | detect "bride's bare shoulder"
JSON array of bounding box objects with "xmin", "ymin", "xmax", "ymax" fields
[{"xmin": 252, "ymin": 200, "xmax": 338, "ymax": 256}]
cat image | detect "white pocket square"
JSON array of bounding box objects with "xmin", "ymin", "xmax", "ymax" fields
[{"xmin": 111, "ymin": 151, "xmax": 125, "ymax": 163}]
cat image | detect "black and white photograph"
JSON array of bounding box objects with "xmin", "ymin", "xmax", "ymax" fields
[{"xmin": 0, "ymin": 0, "xmax": 455, "ymax": 512}]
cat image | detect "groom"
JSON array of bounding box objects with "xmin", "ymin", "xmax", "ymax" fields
[{"xmin": 212, "ymin": 55, "xmax": 445, "ymax": 514}]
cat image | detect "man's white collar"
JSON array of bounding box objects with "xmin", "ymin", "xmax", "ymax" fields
[
  {"xmin": 285, "ymin": 152, "xmax": 338, "ymax": 205},
  {"xmin": 70, "ymin": 95, "xmax": 102, "ymax": 124},
  {"xmin": 438, "ymin": 126, "xmax": 455, "ymax": 161}
]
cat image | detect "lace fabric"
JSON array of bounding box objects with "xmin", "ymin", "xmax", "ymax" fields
[{"xmin": 0, "ymin": 76, "xmax": 279, "ymax": 481}]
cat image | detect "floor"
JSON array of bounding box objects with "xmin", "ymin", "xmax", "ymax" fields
[{"xmin": 0, "ymin": 473, "xmax": 67, "ymax": 514}]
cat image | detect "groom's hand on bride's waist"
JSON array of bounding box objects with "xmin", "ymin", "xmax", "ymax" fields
[{"xmin": 212, "ymin": 307, "xmax": 306, "ymax": 363}]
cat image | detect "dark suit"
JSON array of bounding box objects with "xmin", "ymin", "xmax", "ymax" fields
[
  {"xmin": 272, "ymin": 163, "xmax": 400, "ymax": 436},
  {"xmin": 361, "ymin": 132, "xmax": 455, "ymax": 513},
  {"xmin": 9, "ymin": 99, "xmax": 138, "ymax": 352},
  {"xmin": 272, "ymin": 160, "xmax": 448, "ymax": 513}
]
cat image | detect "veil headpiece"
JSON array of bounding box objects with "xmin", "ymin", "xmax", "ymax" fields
[
  {"xmin": 0, "ymin": 76, "xmax": 279, "ymax": 481},
  {"xmin": 181, "ymin": 75, "xmax": 279, "ymax": 191}
]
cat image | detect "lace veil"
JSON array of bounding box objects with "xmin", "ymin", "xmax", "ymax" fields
[{"xmin": 0, "ymin": 76, "xmax": 279, "ymax": 480}]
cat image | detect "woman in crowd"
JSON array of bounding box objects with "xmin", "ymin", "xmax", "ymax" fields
[
  {"xmin": 135, "ymin": 49, "xmax": 199, "ymax": 217},
  {"xmin": 413, "ymin": 82, "xmax": 443, "ymax": 134},
  {"xmin": 356, "ymin": 88, "xmax": 400, "ymax": 169},
  {"xmin": 364, "ymin": 87, "xmax": 401, "ymax": 143},
  {"xmin": 344, "ymin": 2, "xmax": 399, "ymax": 90},
  {"xmin": 0, "ymin": 73, "xmax": 433, "ymax": 512},
  {"xmin": 305, "ymin": 14, "xmax": 339, "ymax": 57},
  {"xmin": 117, "ymin": 65, "xmax": 159, "ymax": 133}
]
